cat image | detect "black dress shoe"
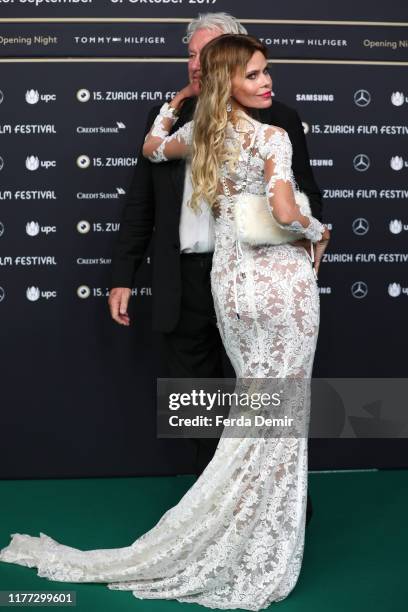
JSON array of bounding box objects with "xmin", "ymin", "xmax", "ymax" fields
[{"xmin": 306, "ymin": 491, "xmax": 313, "ymax": 527}]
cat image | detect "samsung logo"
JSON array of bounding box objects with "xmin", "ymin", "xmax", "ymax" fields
[{"xmin": 296, "ymin": 94, "xmax": 335, "ymax": 102}]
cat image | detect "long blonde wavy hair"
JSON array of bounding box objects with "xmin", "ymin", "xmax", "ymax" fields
[{"xmin": 190, "ymin": 34, "xmax": 268, "ymax": 213}]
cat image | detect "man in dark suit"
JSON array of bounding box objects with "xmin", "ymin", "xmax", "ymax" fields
[{"xmin": 109, "ymin": 13, "xmax": 322, "ymax": 527}]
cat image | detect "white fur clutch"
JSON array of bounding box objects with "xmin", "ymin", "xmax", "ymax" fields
[{"xmin": 233, "ymin": 190, "xmax": 312, "ymax": 246}]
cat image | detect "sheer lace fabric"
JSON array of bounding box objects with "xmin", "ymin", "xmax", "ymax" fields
[{"xmin": 0, "ymin": 103, "xmax": 322, "ymax": 611}]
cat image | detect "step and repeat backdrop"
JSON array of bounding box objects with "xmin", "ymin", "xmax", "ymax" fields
[{"xmin": 0, "ymin": 0, "xmax": 407, "ymax": 477}]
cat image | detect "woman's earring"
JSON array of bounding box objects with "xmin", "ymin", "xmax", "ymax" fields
[{"xmin": 226, "ymin": 101, "xmax": 232, "ymax": 113}]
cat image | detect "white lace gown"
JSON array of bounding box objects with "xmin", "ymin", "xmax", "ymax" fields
[{"xmin": 0, "ymin": 104, "xmax": 325, "ymax": 611}]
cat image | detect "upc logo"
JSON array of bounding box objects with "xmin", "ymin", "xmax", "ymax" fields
[
  {"xmin": 26, "ymin": 89, "xmax": 40, "ymax": 104},
  {"xmin": 391, "ymin": 92, "xmax": 405, "ymax": 106},
  {"xmin": 389, "ymin": 219, "xmax": 402, "ymax": 234},
  {"xmin": 388, "ymin": 283, "xmax": 401, "ymax": 297},
  {"xmin": 26, "ymin": 286, "xmax": 40, "ymax": 301},
  {"xmin": 26, "ymin": 156, "xmax": 40, "ymax": 171},
  {"xmin": 390, "ymin": 156, "xmax": 404, "ymax": 171},
  {"xmin": 26, "ymin": 221, "xmax": 40, "ymax": 236}
]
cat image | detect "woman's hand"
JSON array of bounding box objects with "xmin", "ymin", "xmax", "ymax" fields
[{"xmin": 313, "ymin": 226, "xmax": 330, "ymax": 277}]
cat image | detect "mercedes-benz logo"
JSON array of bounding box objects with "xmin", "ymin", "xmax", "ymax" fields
[
  {"xmin": 354, "ymin": 89, "xmax": 371, "ymax": 107},
  {"xmin": 353, "ymin": 154, "xmax": 370, "ymax": 172},
  {"xmin": 352, "ymin": 218, "xmax": 369, "ymax": 236},
  {"xmin": 0, "ymin": 287, "xmax": 5, "ymax": 302},
  {"xmin": 351, "ymin": 281, "xmax": 368, "ymax": 299}
]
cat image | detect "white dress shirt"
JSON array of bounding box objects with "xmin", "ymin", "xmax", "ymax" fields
[{"xmin": 179, "ymin": 160, "xmax": 215, "ymax": 253}]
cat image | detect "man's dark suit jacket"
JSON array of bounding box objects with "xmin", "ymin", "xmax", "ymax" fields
[{"xmin": 110, "ymin": 98, "xmax": 323, "ymax": 333}]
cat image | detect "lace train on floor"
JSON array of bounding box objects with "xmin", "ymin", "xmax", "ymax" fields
[{"xmin": 0, "ymin": 434, "xmax": 307, "ymax": 611}]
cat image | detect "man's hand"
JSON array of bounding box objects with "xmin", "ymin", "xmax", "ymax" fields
[
  {"xmin": 108, "ymin": 287, "xmax": 132, "ymax": 326},
  {"xmin": 292, "ymin": 237, "xmax": 313, "ymax": 257},
  {"xmin": 292, "ymin": 227, "xmax": 331, "ymax": 278},
  {"xmin": 313, "ymin": 227, "xmax": 330, "ymax": 277}
]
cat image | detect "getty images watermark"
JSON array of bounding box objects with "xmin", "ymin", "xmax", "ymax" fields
[
  {"xmin": 167, "ymin": 386, "xmax": 295, "ymax": 430},
  {"xmin": 158, "ymin": 378, "xmax": 311, "ymax": 439},
  {"xmin": 157, "ymin": 378, "xmax": 408, "ymax": 439}
]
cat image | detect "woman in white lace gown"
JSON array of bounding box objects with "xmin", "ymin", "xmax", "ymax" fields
[{"xmin": 0, "ymin": 35, "xmax": 329, "ymax": 610}]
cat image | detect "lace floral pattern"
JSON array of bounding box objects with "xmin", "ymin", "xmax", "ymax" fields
[
  {"xmin": 145, "ymin": 105, "xmax": 193, "ymax": 162},
  {"xmin": 148, "ymin": 102, "xmax": 178, "ymax": 137},
  {"xmin": 0, "ymin": 104, "xmax": 321, "ymax": 611}
]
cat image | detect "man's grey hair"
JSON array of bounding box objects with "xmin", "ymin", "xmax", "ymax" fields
[{"xmin": 186, "ymin": 12, "xmax": 248, "ymax": 42}]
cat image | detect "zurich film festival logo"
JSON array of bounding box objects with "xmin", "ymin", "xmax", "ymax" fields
[
  {"xmin": 77, "ymin": 220, "xmax": 91, "ymax": 234},
  {"xmin": 0, "ymin": 286, "xmax": 5, "ymax": 302},
  {"xmin": 0, "ymin": 156, "xmax": 4, "ymax": 171},
  {"xmin": 76, "ymin": 89, "xmax": 91, "ymax": 103},
  {"xmin": 391, "ymin": 92, "xmax": 406, "ymax": 106},
  {"xmin": 351, "ymin": 281, "xmax": 368, "ymax": 299},
  {"xmin": 0, "ymin": 221, "xmax": 4, "ymax": 237},
  {"xmin": 0, "ymin": 90, "xmax": 4, "ymax": 104},
  {"xmin": 77, "ymin": 285, "xmax": 91, "ymax": 299},
  {"xmin": 390, "ymin": 156, "xmax": 405, "ymax": 171},
  {"xmin": 76, "ymin": 155, "xmax": 90, "ymax": 169},
  {"xmin": 352, "ymin": 218, "xmax": 369, "ymax": 236},
  {"xmin": 353, "ymin": 154, "xmax": 370, "ymax": 172},
  {"xmin": 354, "ymin": 89, "xmax": 371, "ymax": 107}
]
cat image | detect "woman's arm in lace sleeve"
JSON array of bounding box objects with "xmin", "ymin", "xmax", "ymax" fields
[
  {"xmin": 260, "ymin": 125, "xmax": 326, "ymax": 241},
  {"xmin": 142, "ymin": 102, "xmax": 192, "ymax": 163}
]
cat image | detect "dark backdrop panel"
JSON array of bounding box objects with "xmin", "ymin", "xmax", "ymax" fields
[
  {"xmin": 0, "ymin": 3, "xmax": 407, "ymax": 478},
  {"xmin": 1, "ymin": 21, "xmax": 407, "ymax": 61},
  {"xmin": 1, "ymin": 0, "xmax": 406, "ymax": 20}
]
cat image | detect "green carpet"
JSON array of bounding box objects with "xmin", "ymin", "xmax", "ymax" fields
[{"xmin": 0, "ymin": 470, "xmax": 407, "ymax": 611}]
